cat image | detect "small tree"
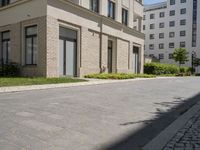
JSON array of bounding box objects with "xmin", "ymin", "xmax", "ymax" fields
[{"xmin": 173, "ymin": 48, "xmax": 189, "ymax": 69}]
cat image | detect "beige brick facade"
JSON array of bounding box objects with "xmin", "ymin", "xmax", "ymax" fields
[
  {"xmin": 46, "ymin": 15, "xmax": 59, "ymax": 77},
  {"xmin": 0, "ymin": 0, "xmax": 144, "ymax": 77},
  {"xmin": 80, "ymin": 27, "xmax": 100, "ymax": 75},
  {"xmin": 116, "ymin": 39, "xmax": 129, "ymax": 73}
]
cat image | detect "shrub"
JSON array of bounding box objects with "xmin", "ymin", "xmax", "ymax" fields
[
  {"xmin": 180, "ymin": 67, "xmax": 187, "ymax": 73},
  {"xmin": 144, "ymin": 63, "xmax": 179, "ymax": 75},
  {"xmin": 84, "ymin": 73, "xmax": 156, "ymax": 80},
  {"xmin": 0, "ymin": 62, "xmax": 20, "ymax": 77}
]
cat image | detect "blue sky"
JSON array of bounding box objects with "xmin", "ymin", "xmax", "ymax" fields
[{"xmin": 144, "ymin": 0, "xmax": 166, "ymax": 5}]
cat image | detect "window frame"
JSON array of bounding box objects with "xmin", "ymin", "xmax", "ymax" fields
[
  {"xmin": 1, "ymin": 30, "xmax": 10, "ymax": 64},
  {"xmin": 25, "ymin": 25, "xmax": 38, "ymax": 66},
  {"xmin": 170, "ymin": 0, "xmax": 175, "ymax": 5},
  {"xmin": 1, "ymin": 0, "xmax": 10, "ymax": 7},
  {"xmin": 180, "ymin": 19, "xmax": 186, "ymax": 25},
  {"xmin": 159, "ymin": 22, "xmax": 165, "ymax": 28},
  {"xmin": 90, "ymin": 0, "xmax": 99, "ymax": 13},
  {"xmin": 159, "ymin": 33, "xmax": 164, "ymax": 39},
  {"xmin": 169, "ymin": 10, "xmax": 175, "ymax": 16},
  {"xmin": 169, "ymin": 21, "xmax": 175, "ymax": 27},
  {"xmin": 160, "ymin": 12, "xmax": 165, "ymax": 18},
  {"xmin": 180, "ymin": 30, "xmax": 186, "ymax": 36},
  {"xmin": 159, "ymin": 43, "xmax": 164, "ymax": 49},
  {"xmin": 169, "ymin": 32, "xmax": 175, "ymax": 38},
  {"xmin": 150, "ymin": 13, "xmax": 155, "ymax": 19},
  {"xmin": 108, "ymin": 0, "xmax": 116, "ymax": 20},
  {"xmin": 180, "ymin": 8, "xmax": 186, "ymax": 14},
  {"xmin": 122, "ymin": 8, "xmax": 128, "ymax": 26},
  {"xmin": 150, "ymin": 24, "xmax": 155, "ymax": 29},
  {"xmin": 169, "ymin": 42, "xmax": 175, "ymax": 48},
  {"xmin": 159, "ymin": 53, "xmax": 164, "ymax": 59}
]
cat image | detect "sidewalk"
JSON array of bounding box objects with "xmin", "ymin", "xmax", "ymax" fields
[
  {"xmin": 0, "ymin": 77, "xmax": 158, "ymax": 93},
  {"xmin": 143, "ymin": 101, "xmax": 200, "ymax": 150}
]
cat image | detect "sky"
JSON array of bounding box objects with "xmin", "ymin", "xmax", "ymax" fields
[{"xmin": 144, "ymin": 0, "xmax": 166, "ymax": 5}]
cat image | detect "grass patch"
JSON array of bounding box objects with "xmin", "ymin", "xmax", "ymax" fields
[
  {"xmin": 84, "ymin": 73, "xmax": 156, "ymax": 80},
  {"xmin": 0, "ymin": 77, "xmax": 86, "ymax": 87}
]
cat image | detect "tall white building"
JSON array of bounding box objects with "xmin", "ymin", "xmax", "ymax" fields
[{"xmin": 143, "ymin": 0, "xmax": 200, "ymax": 69}]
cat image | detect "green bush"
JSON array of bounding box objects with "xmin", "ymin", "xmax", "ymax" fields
[
  {"xmin": 85, "ymin": 73, "xmax": 156, "ymax": 80},
  {"xmin": 144, "ymin": 63, "xmax": 179, "ymax": 75},
  {"xmin": 0, "ymin": 62, "xmax": 20, "ymax": 77}
]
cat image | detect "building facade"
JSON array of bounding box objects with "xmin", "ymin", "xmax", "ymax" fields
[
  {"xmin": 0, "ymin": 0, "xmax": 144, "ymax": 77},
  {"xmin": 143, "ymin": 0, "xmax": 200, "ymax": 69}
]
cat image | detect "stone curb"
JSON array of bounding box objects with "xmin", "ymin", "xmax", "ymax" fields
[
  {"xmin": 0, "ymin": 77, "xmax": 160, "ymax": 94},
  {"xmin": 142, "ymin": 101, "xmax": 200, "ymax": 150}
]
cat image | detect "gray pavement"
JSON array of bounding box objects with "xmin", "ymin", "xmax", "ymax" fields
[{"xmin": 0, "ymin": 77, "xmax": 200, "ymax": 150}]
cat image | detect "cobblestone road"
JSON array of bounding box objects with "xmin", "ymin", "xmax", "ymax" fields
[{"xmin": 163, "ymin": 110, "xmax": 200, "ymax": 150}]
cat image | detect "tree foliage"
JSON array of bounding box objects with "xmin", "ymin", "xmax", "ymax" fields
[{"xmin": 173, "ymin": 48, "xmax": 189, "ymax": 68}]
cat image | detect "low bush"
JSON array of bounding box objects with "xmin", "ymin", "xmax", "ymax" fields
[
  {"xmin": 0, "ymin": 62, "xmax": 20, "ymax": 77},
  {"xmin": 84, "ymin": 73, "xmax": 156, "ymax": 80},
  {"xmin": 144, "ymin": 63, "xmax": 190, "ymax": 75}
]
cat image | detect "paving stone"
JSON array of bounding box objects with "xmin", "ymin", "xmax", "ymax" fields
[{"xmin": 163, "ymin": 109, "xmax": 200, "ymax": 150}]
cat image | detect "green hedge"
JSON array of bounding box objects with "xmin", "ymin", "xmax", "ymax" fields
[
  {"xmin": 0, "ymin": 62, "xmax": 20, "ymax": 77},
  {"xmin": 144, "ymin": 63, "xmax": 180, "ymax": 75},
  {"xmin": 85, "ymin": 73, "xmax": 156, "ymax": 80}
]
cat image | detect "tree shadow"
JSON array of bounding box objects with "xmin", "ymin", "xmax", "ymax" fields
[{"xmin": 100, "ymin": 93, "xmax": 200, "ymax": 150}]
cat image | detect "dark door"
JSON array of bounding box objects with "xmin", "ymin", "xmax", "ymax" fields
[
  {"xmin": 133, "ymin": 46, "xmax": 140, "ymax": 74},
  {"xmin": 108, "ymin": 40, "xmax": 113, "ymax": 73}
]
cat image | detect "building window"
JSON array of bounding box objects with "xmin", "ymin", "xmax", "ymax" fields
[
  {"xmin": 1, "ymin": 0, "xmax": 10, "ymax": 7},
  {"xmin": 25, "ymin": 25, "xmax": 38, "ymax": 65},
  {"xmin": 143, "ymin": 15, "xmax": 146, "ymax": 20},
  {"xmin": 90, "ymin": 0, "xmax": 99, "ymax": 13},
  {"xmin": 143, "ymin": 25, "xmax": 145, "ymax": 30},
  {"xmin": 169, "ymin": 10, "xmax": 175, "ymax": 16},
  {"xmin": 180, "ymin": 31, "xmax": 186, "ymax": 36},
  {"xmin": 181, "ymin": 0, "xmax": 186, "ymax": 3},
  {"xmin": 159, "ymin": 53, "xmax": 164, "ymax": 59},
  {"xmin": 149, "ymin": 54, "xmax": 155, "ymax": 58},
  {"xmin": 150, "ymin": 24, "xmax": 155, "ymax": 29},
  {"xmin": 122, "ymin": 8, "xmax": 128, "ymax": 26},
  {"xmin": 180, "ymin": 8, "xmax": 186, "ymax": 14},
  {"xmin": 108, "ymin": 0, "xmax": 115, "ymax": 19},
  {"xmin": 169, "ymin": 32, "xmax": 175, "ymax": 38},
  {"xmin": 150, "ymin": 14, "xmax": 155, "ymax": 19},
  {"xmin": 180, "ymin": 19, "xmax": 186, "ymax": 25},
  {"xmin": 159, "ymin": 43, "xmax": 164, "ymax": 49},
  {"xmin": 180, "ymin": 41, "xmax": 186, "ymax": 47},
  {"xmin": 159, "ymin": 22, "xmax": 165, "ymax": 28},
  {"xmin": 1, "ymin": 31, "xmax": 10, "ymax": 64},
  {"xmin": 159, "ymin": 33, "xmax": 164, "ymax": 39},
  {"xmin": 149, "ymin": 44, "xmax": 154, "ymax": 50},
  {"xmin": 160, "ymin": 12, "xmax": 165, "ymax": 18},
  {"xmin": 170, "ymin": 0, "xmax": 175, "ymax": 5},
  {"xmin": 169, "ymin": 42, "xmax": 175, "ymax": 48},
  {"xmin": 169, "ymin": 21, "xmax": 175, "ymax": 27},
  {"xmin": 169, "ymin": 53, "xmax": 173, "ymax": 59},
  {"xmin": 150, "ymin": 34, "xmax": 155, "ymax": 39}
]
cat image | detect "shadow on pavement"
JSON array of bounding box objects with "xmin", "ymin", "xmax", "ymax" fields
[{"xmin": 100, "ymin": 93, "xmax": 200, "ymax": 150}]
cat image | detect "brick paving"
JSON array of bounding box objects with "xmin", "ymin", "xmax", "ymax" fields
[{"xmin": 163, "ymin": 110, "xmax": 200, "ymax": 150}]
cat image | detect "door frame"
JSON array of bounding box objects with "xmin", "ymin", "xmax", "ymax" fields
[
  {"xmin": 132, "ymin": 46, "xmax": 140, "ymax": 74},
  {"xmin": 59, "ymin": 35, "xmax": 78, "ymax": 77},
  {"xmin": 59, "ymin": 23, "xmax": 81, "ymax": 77}
]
